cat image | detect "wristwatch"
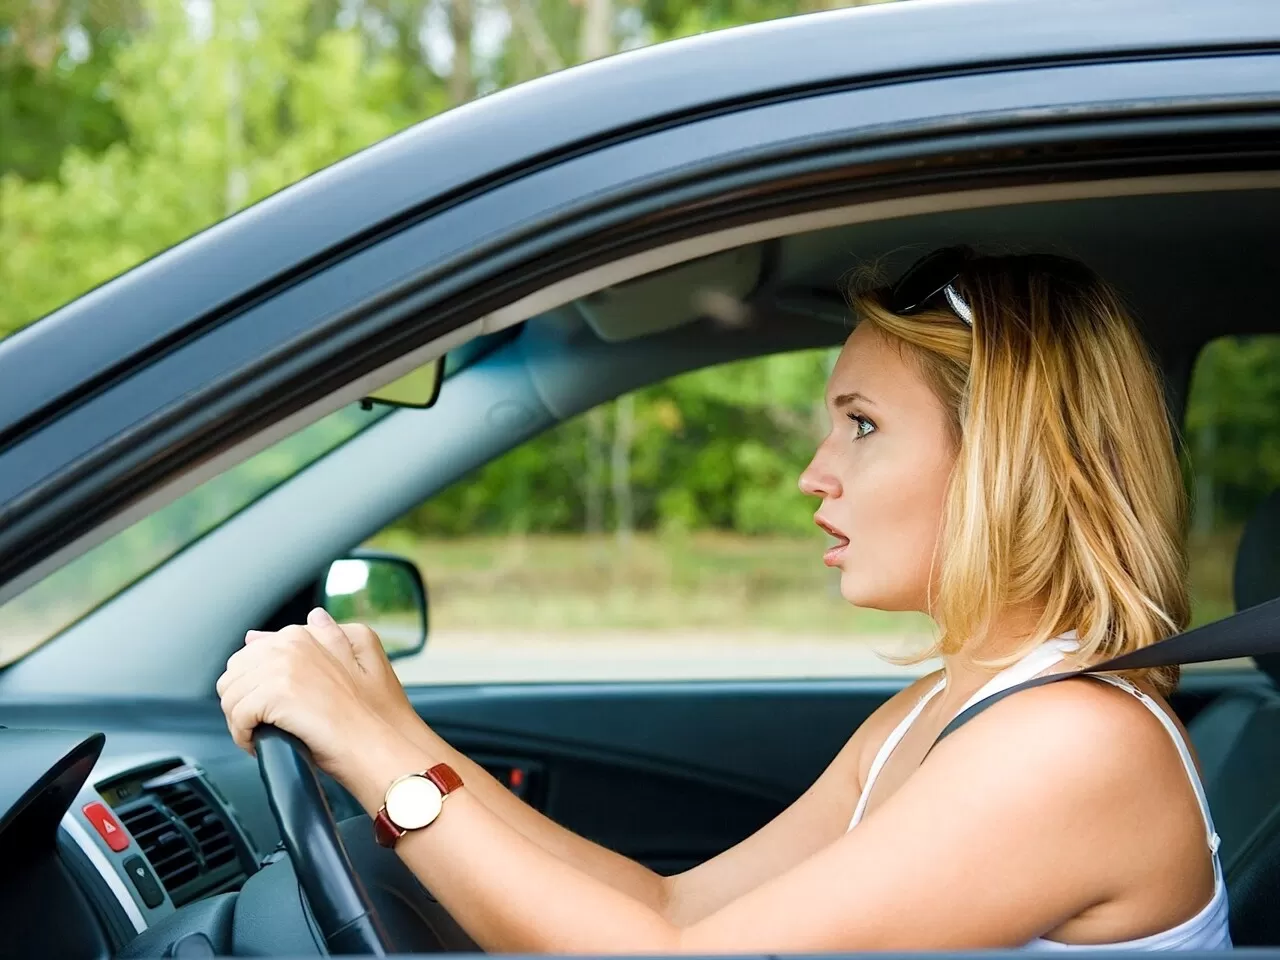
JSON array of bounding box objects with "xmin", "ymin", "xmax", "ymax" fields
[{"xmin": 373, "ymin": 763, "xmax": 464, "ymax": 848}]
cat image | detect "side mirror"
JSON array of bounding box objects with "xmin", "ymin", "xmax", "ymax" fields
[{"xmin": 318, "ymin": 552, "xmax": 427, "ymax": 660}]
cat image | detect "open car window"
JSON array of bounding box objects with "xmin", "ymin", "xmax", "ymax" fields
[
  {"xmin": 370, "ymin": 349, "xmax": 934, "ymax": 686},
  {"xmin": 0, "ymin": 328, "xmax": 515, "ymax": 669}
]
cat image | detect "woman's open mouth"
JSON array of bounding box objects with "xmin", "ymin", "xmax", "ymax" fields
[{"xmin": 815, "ymin": 516, "xmax": 851, "ymax": 567}]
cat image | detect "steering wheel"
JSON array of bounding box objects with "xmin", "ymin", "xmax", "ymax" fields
[{"xmin": 254, "ymin": 725, "xmax": 391, "ymax": 955}]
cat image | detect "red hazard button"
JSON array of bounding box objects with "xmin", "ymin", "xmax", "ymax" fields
[{"xmin": 83, "ymin": 802, "xmax": 129, "ymax": 852}]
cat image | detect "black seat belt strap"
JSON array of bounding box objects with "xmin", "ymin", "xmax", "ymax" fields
[{"xmin": 932, "ymin": 594, "xmax": 1280, "ymax": 748}]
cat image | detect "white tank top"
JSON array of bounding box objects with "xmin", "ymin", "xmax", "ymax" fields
[{"xmin": 846, "ymin": 637, "xmax": 1232, "ymax": 950}]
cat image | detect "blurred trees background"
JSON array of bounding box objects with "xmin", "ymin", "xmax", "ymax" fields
[
  {"xmin": 0, "ymin": 0, "xmax": 886, "ymax": 550},
  {"xmin": 1, "ymin": 0, "xmax": 1277, "ymax": 557}
]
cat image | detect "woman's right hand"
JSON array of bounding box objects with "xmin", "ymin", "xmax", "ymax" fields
[{"xmin": 251, "ymin": 607, "xmax": 425, "ymax": 737}]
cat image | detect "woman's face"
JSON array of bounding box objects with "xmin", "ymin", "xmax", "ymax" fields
[{"xmin": 799, "ymin": 323, "xmax": 957, "ymax": 613}]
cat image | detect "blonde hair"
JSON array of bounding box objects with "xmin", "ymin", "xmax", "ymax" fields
[{"xmin": 852, "ymin": 252, "xmax": 1189, "ymax": 694}]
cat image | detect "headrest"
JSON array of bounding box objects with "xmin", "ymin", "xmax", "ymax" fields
[{"xmin": 1234, "ymin": 490, "xmax": 1280, "ymax": 686}]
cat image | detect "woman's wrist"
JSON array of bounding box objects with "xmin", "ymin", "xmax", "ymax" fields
[
  {"xmin": 391, "ymin": 704, "xmax": 445, "ymax": 756},
  {"xmin": 334, "ymin": 716, "xmax": 438, "ymax": 816}
]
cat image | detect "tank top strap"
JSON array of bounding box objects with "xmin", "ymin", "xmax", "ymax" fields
[
  {"xmin": 1086, "ymin": 674, "xmax": 1222, "ymax": 857},
  {"xmin": 849, "ymin": 636, "xmax": 1079, "ymax": 832},
  {"xmin": 956, "ymin": 636, "xmax": 1080, "ymax": 715},
  {"xmin": 848, "ymin": 677, "xmax": 945, "ymax": 829}
]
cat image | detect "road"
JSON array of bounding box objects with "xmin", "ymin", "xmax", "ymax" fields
[
  {"xmin": 387, "ymin": 630, "xmax": 1256, "ymax": 685},
  {"xmin": 391, "ymin": 631, "xmax": 929, "ymax": 684}
]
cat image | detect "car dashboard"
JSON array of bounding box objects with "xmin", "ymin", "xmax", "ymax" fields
[
  {"xmin": 0, "ymin": 699, "xmax": 350, "ymax": 958},
  {"xmin": 67, "ymin": 756, "xmax": 259, "ymax": 948}
]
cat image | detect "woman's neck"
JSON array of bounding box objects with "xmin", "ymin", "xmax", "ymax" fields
[{"xmin": 937, "ymin": 604, "xmax": 1053, "ymax": 698}]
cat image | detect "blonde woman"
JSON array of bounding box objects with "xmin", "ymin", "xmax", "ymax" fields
[{"xmin": 217, "ymin": 248, "xmax": 1231, "ymax": 951}]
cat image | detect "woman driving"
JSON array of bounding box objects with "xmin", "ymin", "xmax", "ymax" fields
[{"xmin": 217, "ymin": 248, "xmax": 1231, "ymax": 951}]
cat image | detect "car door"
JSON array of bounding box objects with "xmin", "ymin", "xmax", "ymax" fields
[{"xmin": 414, "ymin": 683, "xmax": 898, "ymax": 876}]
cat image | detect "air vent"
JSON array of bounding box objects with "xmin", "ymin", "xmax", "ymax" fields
[{"xmin": 112, "ymin": 764, "xmax": 250, "ymax": 907}]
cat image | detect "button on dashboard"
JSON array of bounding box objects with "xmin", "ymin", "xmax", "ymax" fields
[
  {"xmin": 82, "ymin": 801, "xmax": 130, "ymax": 852},
  {"xmin": 123, "ymin": 855, "xmax": 165, "ymax": 909}
]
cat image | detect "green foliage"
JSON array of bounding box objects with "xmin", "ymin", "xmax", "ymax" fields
[
  {"xmin": 0, "ymin": 0, "xmax": 445, "ymax": 336},
  {"xmin": 0, "ymin": 0, "xmax": 134, "ymax": 181},
  {"xmin": 0, "ymin": 44, "xmax": 128, "ymax": 182},
  {"xmin": 1185, "ymin": 335, "xmax": 1280, "ymax": 524},
  {"xmin": 399, "ymin": 350, "xmax": 835, "ymax": 537}
]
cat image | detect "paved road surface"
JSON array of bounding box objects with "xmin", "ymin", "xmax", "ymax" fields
[
  {"xmin": 388, "ymin": 630, "xmax": 1256, "ymax": 685},
  {"xmin": 392, "ymin": 631, "xmax": 928, "ymax": 684}
]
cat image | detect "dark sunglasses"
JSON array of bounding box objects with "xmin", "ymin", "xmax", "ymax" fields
[{"xmin": 887, "ymin": 246, "xmax": 975, "ymax": 327}]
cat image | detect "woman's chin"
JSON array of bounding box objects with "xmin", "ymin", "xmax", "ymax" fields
[
  {"xmin": 836, "ymin": 570, "xmax": 910, "ymax": 612},
  {"xmin": 836, "ymin": 570, "xmax": 877, "ymax": 608}
]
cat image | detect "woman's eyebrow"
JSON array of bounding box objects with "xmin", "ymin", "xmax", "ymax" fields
[{"xmin": 831, "ymin": 391, "xmax": 876, "ymax": 409}]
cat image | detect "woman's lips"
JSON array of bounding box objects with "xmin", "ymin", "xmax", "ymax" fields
[{"xmin": 815, "ymin": 517, "xmax": 850, "ymax": 567}]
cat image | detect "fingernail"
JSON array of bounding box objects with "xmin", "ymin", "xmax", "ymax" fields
[
  {"xmin": 309, "ymin": 606, "xmax": 335, "ymax": 626},
  {"xmin": 245, "ymin": 630, "xmax": 262, "ymax": 643}
]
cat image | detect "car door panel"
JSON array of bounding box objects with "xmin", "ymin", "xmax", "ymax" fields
[
  {"xmin": 468, "ymin": 749, "xmax": 777, "ymax": 875},
  {"xmin": 398, "ymin": 669, "xmax": 1267, "ymax": 873},
  {"xmin": 409, "ymin": 680, "xmax": 901, "ymax": 872}
]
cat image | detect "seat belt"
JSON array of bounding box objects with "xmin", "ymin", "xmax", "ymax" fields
[{"xmin": 934, "ymin": 594, "xmax": 1280, "ymax": 746}]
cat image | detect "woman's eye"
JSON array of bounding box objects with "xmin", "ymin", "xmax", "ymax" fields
[{"xmin": 847, "ymin": 413, "xmax": 876, "ymax": 440}]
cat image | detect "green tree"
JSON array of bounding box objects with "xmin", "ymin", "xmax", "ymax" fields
[
  {"xmin": 397, "ymin": 348, "xmax": 836, "ymax": 538},
  {"xmin": 0, "ymin": 0, "xmax": 138, "ymax": 181},
  {"xmin": 1185, "ymin": 335, "xmax": 1280, "ymax": 527},
  {"xmin": 0, "ymin": 0, "xmax": 446, "ymax": 335}
]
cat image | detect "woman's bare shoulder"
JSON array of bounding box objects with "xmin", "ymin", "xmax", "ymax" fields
[{"xmin": 933, "ymin": 674, "xmax": 1197, "ymax": 809}]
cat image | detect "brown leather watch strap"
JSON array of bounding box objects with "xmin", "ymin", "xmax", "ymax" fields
[
  {"xmin": 374, "ymin": 763, "xmax": 463, "ymax": 848},
  {"xmin": 424, "ymin": 762, "xmax": 464, "ymax": 795},
  {"xmin": 373, "ymin": 808, "xmax": 401, "ymax": 848}
]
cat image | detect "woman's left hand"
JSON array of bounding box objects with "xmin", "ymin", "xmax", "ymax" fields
[{"xmin": 215, "ymin": 613, "xmax": 404, "ymax": 787}]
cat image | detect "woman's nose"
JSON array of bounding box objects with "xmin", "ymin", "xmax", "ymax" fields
[{"xmin": 798, "ymin": 454, "xmax": 842, "ymax": 499}]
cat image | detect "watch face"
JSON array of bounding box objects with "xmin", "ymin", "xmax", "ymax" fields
[{"xmin": 385, "ymin": 775, "xmax": 444, "ymax": 830}]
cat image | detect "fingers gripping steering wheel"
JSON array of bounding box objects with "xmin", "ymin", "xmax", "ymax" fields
[{"xmin": 254, "ymin": 725, "xmax": 392, "ymax": 955}]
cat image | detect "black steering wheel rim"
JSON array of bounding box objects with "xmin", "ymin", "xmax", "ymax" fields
[{"xmin": 254, "ymin": 724, "xmax": 392, "ymax": 956}]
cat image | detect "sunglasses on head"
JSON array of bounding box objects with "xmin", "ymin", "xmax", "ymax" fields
[{"xmin": 887, "ymin": 246, "xmax": 975, "ymax": 327}]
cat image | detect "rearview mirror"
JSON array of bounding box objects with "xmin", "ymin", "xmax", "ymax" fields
[
  {"xmin": 362, "ymin": 356, "xmax": 444, "ymax": 409},
  {"xmin": 318, "ymin": 552, "xmax": 427, "ymax": 660}
]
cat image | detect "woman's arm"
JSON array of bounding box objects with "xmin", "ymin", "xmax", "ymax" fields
[
  {"xmin": 385, "ymin": 707, "xmax": 872, "ymax": 923},
  {"xmin": 357, "ymin": 681, "xmax": 668, "ymax": 911},
  {"xmin": 290, "ymin": 613, "xmax": 889, "ymax": 924},
  {"xmin": 251, "ymin": 651, "xmax": 1139, "ymax": 954},
  {"xmin": 217, "ymin": 618, "xmax": 1155, "ymax": 952}
]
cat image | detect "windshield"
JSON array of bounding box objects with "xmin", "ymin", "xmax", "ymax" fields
[{"xmin": 0, "ymin": 403, "xmax": 392, "ymax": 667}]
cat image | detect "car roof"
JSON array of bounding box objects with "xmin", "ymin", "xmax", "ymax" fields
[{"xmin": 4, "ymin": 0, "xmax": 1279, "ymax": 434}]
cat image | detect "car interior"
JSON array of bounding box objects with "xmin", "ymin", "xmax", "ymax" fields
[{"xmin": 3, "ymin": 179, "xmax": 1280, "ymax": 955}]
